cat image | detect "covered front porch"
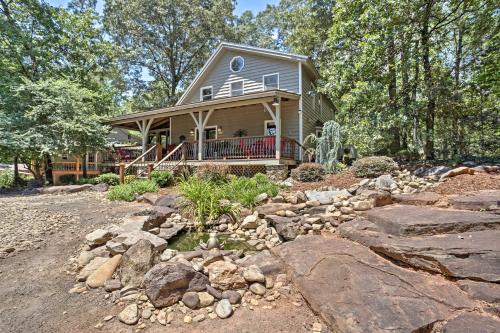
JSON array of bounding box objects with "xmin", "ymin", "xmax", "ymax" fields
[{"xmin": 106, "ymin": 90, "xmax": 303, "ymax": 175}]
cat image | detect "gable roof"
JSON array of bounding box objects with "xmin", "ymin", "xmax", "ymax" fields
[{"xmin": 176, "ymin": 42, "xmax": 320, "ymax": 105}]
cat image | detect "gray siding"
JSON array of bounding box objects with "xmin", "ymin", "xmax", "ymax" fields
[
  {"xmin": 170, "ymin": 101, "xmax": 300, "ymax": 145},
  {"xmin": 182, "ymin": 50, "xmax": 300, "ymax": 104},
  {"xmin": 301, "ymin": 70, "xmax": 335, "ymax": 141}
]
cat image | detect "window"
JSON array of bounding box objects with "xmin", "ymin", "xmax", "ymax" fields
[
  {"xmin": 230, "ymin": 81, "xmax": 244, "ymax": 96},
  {"xmin": 265, "ymin": 120, "xmax": 276, "ymax": 136},
  {"xmin": 200, "ymin": 86, "xmax": 213, "ymax": 101},
  {"xmin": 194, "ymin": 126, "xmax": 218, "ymax": 140},
  {"xmin": 263, "ymin": 73, "xmax": 279, "ymax": 90},
  {"xmin": 315, "ymin": 128, "xmax": 323, "ymax": 138},
  {"xmin": 230, "ymin": 56, "xmax": 245, "ymax": 72}
]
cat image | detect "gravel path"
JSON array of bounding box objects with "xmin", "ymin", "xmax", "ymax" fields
[{"xmin": 0, "ymin": 191, "xmax": 328, "ymax": 333}]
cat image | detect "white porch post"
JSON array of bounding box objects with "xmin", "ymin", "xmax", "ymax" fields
[
  {"xmin": 275, "ymin": 100, "xmax": 281, "ymax": 160},
  {"xmin": 136, "ymin": 118, "xmax": 155, "ymax": 160},
  {"xmin": 198, "ymin": 111, "xmax": 203, "ymax": 160}
]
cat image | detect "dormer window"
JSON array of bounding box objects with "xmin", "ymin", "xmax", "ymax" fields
[
  {"xmin": 230, "ymin": 80, "xmax": 244, "ymax": 96},
  {"xmin": 263, "ymin": 73, "xmax": 279, "ymax": 90},
  {"xmin": 200, "ymin": 86, "xmax": 213, "ymax": 101},
  {"xmin": 230, "ymin": 56, "xmax": 245, "ymax": 72}
]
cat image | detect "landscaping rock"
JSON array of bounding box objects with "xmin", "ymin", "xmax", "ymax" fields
[
  {"xmin": 375, "ymin": 175, "xmax": 395, "ymax": 189},
  {"xmin": 86, "ymin": 255, "xmax": 122, "ymax": 288},
  {"xmin": 243, "ymin": 265, "xmax": 265, "ymax": 283},
  {"xmin": 182, "ymin": 291, "xmax": 200, "ymax": 309},
  {"xmin": 249, "ymin": 282, "xmax": 266, "ymax": 296},
  {"xmin": 392, "ymin": 192, "xmax": 442, "ymax": 206},
  {"xmin": 351, "ymin": 200, "xmax": 372, "ymax": 211},
  {"xmin": 448, "ymin": 190, "xmax": 500, "ymax": 211},
  {"xmin": 414, "ymin": 166, "xmax": 452, "ymax": 177},
  {"xmin": 221, "ymin": 290, "xmax": 241, "ymax": 304},
  {"xmin": 256, "ymin": 203, "xmax": 295, "ymax": 216},
  {"xmin": 457, "ymin": 280, "xmax": 500, "ymax": 303},
  {"xmin": 120, "ymin": 239, "xmax": 155, "ymax": 288},
  {"xmin": 440, "ymin": 166, "xmax": 474, "ymax": 180},
  {"xmin": 206, "ymin": 285, "xmax": 222, "ymax": 299},
  {"xmin": 206, "ymin": 261, "xmax": 246, "ymax": 291},
  {"xmin": 157, "ymin": 224, "xmax": 185, "ymax": 240},
  {"xmin": 110, "ymin": 231, "xmax": 167, "ymax": 253},
  {"xmin": 265, "ymin": 215, "xmax": 298, "ymax": 241},
  {"xmin": 155, "ymin": 194, "xmax": 183, "ymax": 209},
  {"xmin": 118, "ymin": 304, "xmax": 139, "ymax": 325},
  {"xmin": 357, "ymin": 189, "xmax": 393, "ymax": 207},
  {"xmin": 365, "ymin": 205, "xmax": 500, "ymax": 236},
  {"xmin": 304, "ymin": 190, "xmax": 350, "ymax": 204},
  {"xmin": 104, "ymin": 279, "xmax": 122, "ymax": 292},
  {"xmin": 272, "ymin": 236, "xmax": 476, "ymax": 333},
  {"xmin": 143, "ymin": 262, "xmax": 207, "ymax": 307},
  {"xmin": 241, "ymin": 214, "xmax": 259, "ymax": 229},
  {"xmin": 442, "ymin": 313, "xmax": 500, "ymax": 333},
  {"xmin": 215, "ymin": 299, "xmax": 233, "ymax": 319},
  {"xmin": 85, "ymin": 229, "xmax": 112, "ymax": 247},
  {"xmin": 198, "ymin": 291, "xmax": 215, "ymax": 307},
  {"xmin": 76, "ymin": 257, "xmax": 108, "ymax": 282}
]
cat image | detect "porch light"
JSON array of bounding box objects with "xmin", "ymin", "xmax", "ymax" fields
[
  {"xmin": 189, "ymin": 129, "xmax": 195, "ymax": 136},
  {"xmin": 218, "ymin": 127, "xmax": 223, "ymax": 134},
  {"xmin": 272, "ymin": 97, "xmax": 280, "ymax": 107}
]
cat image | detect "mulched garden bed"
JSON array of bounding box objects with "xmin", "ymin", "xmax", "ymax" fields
[
  {"xmin": 431, "ymin": 173, "xmax": 500, "ymax": 195},
  {"xmin": 291, "ymin": 170, "xmax": 363, "ymax": 192}
]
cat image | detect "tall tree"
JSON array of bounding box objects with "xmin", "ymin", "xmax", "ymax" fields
[{"xmin": 104, "ymin": 0, "xmax": 236, "ymax": 108}]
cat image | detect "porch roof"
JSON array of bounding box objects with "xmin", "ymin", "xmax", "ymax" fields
[{"xmin": 108, "ymin": 90, "xmax": 299, "ymax": 129}]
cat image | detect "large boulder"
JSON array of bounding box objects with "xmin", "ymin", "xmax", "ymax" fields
[
  {"xmin": 155, "ymin": 194, "xmax": 183, "ymax": 209},
  {"xmin": 448, "ymin": 190, "xmax": 500, "ymax": 211},
  {"xmin": 364, "ymin": 205, "xmax": 500, "ymax": 236},
  {"xmin": 206, "ymin": 261, "xmax": 246, "ymax": 291},
  {"xmin": 357, "ymin": 189, "xmax": 393, "ymax": 207},
  {"xmin": 339, "ymin": 219, "xmax": 500, "ymax": 282},
  {"xmin": 272, "ymin": 236, "xmax": 476, "ymax": 333},
  {"xmin": 442, "ymin": 313, "xmax": 500, "ymax": 333},
  {"xmin": 85, "ymin": 229, "xmax": 112, "ymax": 247},
  {"xmin": 120, "ymin": 239, "xmax": 155, "ymax": 288},
  {"xmin": 457, "ymin": 280, "xmax": 500, "ymax": 304},
  {"xmin": 265, "ymin": 215, "xmax": 298, "ymax": 241},
  {"xmin": 143, "ymin": 262, "xmax": 207, "ymax": 307},
  {"xmin": 439, "ymin": 166, "xmax": 474, "ymax": 180},
  {"xmin": 239, "ymin": 250, "xmax": 284, "ymax": 275},
  {"xmin": 392, "ymin": 192, "xmax": 442, "ymax": 206},
  {"xmin": 108, "ymin": 231, "xmax": 167, "ymax": 254}
]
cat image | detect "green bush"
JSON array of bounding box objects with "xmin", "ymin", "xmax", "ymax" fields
[
  {"xmin": 95, "ymin": 173, "xmax": 120, "ymax": 186},
  {"xmin": 291, "ymin": 163, "xmax": 324, "ymax": 182},
  {"xmin": 59, "ymin": 174, "xmax": 77, "ymax": 185},
  {"xmin": 194, "ymin": 163, "xmax": 229, "ymax": 184},
  {"xmin": 107, "ymin": 180, "xmax": 159, "ymax": 202},
  {"xmin": 222, "ymin": 173, "xmax": 279, "ymax": 208},
  {"xmin": 150, "ymin": 170, "xmax": 174, "ymax": 187},
  {"xmin": 77, "ymin": 177, "xmax": 97, "ymax": 185},
  {"xmin": 351, "ymin": 156, "xmax": 399, "ymax": 177},
  {"xmin": 0, "ymin": 170, "xmax": 15, "ymax": 189},
  {"xmin": 124, "ymin": 175, "xmax": 137, "ymax": 184},
  {"xmin": 178, "ymin": 176, "xmax": 236, "ymax": 226}
]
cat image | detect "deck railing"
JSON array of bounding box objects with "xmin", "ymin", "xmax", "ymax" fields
[
  {"xmin": 199, "ymin": 135, "xmax": 276, "ymax": 160},
  {"xmin": 101, "ymin": 144, "xmax": 156, "ymax": 163},
  {"xmin": 52, "ymin": 162, "xmax": 100, "ymax": 173}
]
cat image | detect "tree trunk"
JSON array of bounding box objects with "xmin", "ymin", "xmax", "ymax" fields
[
  {"xmin": 453, "ymin": 23, "xmax": 464, "ymax": 157},
  {"xmin": 387, "ymin": 30, "xmax": 400, "ymax": 155},
  {"xmin": 412, "ymin": 39, "xmax": 420, "ymax": 153},
  {"xmin": 421, "ymin": 0, "xmax": 436, "ymax": 160},
  {"xmin": 13, "ymin": 154, "xmax": 20, "ymax": 183}
]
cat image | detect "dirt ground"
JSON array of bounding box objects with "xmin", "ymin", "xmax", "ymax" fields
[
  {"xmin": 431, "ymin": 172, "xmax": 500, "ymax": 195},
  {"xmin": 291, "ymin": 170, "xmax": 362, "ymax": 192},
  {"xmin": 0, "ymin": 192, "xmax": 328, "ymax": 333}
]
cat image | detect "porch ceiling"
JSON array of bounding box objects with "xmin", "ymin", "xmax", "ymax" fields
[{"xmin": 108, "ymin": 90, "xmax": 299, "ymax": 129}]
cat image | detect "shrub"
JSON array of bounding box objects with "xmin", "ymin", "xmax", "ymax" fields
[
  {"xmin": 291, "ymin": 163, "xmax": 324, "ymax": 182},
  {"xmin": 150, "ymin": 170, "xmax": 174, "ymax": 187},
  {"xmin": 107, "ymin": 179, "xmax": 159, "ymax": 202},
  {"xmin": 124, "ymin": 175, "xmax": 137, "ymax": 184},
  {"xmin": 0, "ymin": 171, "xmax": 15, "ymax": 189},
  {"xmin": 178, "ymin": 177, "xmax": 237, "ymax": 226},
  {"xmin": 351, "ymin": 156, "xmax": 399, "ymax": 177},
  {"xmin": 222, "ymin": 173, "xmax": 279, "ymax": 208},
  {"xmin": 77, "ymin": 177, "xmax": 97, "ymax": 185},
  {"xmin": 59, "ymin": 174, "xmax": 76, "ymax": 185},
  {"xmin": 95, "ymin": 173, "xmax": 120, "ymax": 186},
  {"xmin": 195, "ymin": 163, "xmax": 229, "ymax": 184}
]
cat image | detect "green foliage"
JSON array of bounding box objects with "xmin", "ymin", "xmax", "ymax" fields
[
  {"xmin": 306, "ymin": 120, "xmax": 342, "ymax": 172},
  {"xmin": 179, "ymin": 173, "xmax": 279, "ymax": 226},
  {"xmin": 291, "ymin": 163, "xmax": 324, "ymax": 182},
  {"xmin": 59, "ymin": 174, "xmax": 77, "ymax": 185},
  {"xmin": 351, "ymin": 156, "xmax": 399, "ymax": 178},
  {"xmin": 77, "ymin": 177, "xmax": 97, "ymax": 185},
  {"xmin": 150, "ymin": 170, "xmax": 174, "ymax": 187},
  {"xmin": 107, "ymin": 179, "xmax": 159, "ymax": 201},
  {"xmin": 95, "ymin": 173, "xmax": 120, "ymax": 186},
  {"xmin": 178, "ymin": 177, "xmax": 237, "ymax": 227},
  {"xmin": 124, "ymin": 175, "xmax": 138, "ymax": 184},
  {"xmin": 222, "ymin": 173, "xmax": 279, "ymax": 208},
  {"xmin": 194, "ymin": 164, "xmax": 230, "ymax": 184},
  {"xmin": 0, "ymin": 171, "xmax": 15, "ymax": 189}
]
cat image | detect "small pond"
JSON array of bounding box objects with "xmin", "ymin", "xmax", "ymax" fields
[{"xmin": 167, "ymin": 231, "xmax": 256, "ymax": 252}]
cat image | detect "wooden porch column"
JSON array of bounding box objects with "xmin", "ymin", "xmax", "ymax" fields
[
  {"xmin": 190, "ymin": 109, "xmax": 214, "ymax": 161},
  {"xmin": 136, "ymin": 118, "xmax": 155, "ymax": 155},
  {"xmin": 275, "ymin": 100, "xmax": 281, "ymax": 160}
]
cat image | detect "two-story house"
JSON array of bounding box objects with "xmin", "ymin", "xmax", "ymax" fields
[{"xmin": 52, "ymin": 43, "xmax": 335, "ymax": 183}]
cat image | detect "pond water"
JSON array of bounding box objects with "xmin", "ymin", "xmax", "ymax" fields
[{"xmin": 167, "ymin": 231, "xmax": 256, "ymax": 252}]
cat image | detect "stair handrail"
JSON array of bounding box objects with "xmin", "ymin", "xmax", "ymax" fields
[
  {"xmin": 153, "ymin": 142, "xmax": 184, "ymax": 169},
  {"xmin": 125, "ymin": 144, "xmax": 158, "ymax": 170}
]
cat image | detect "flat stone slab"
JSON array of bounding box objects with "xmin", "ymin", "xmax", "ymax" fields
[
  {"xmin": 448, "ymin": 190, "xmax": 500, "ymax": 211},
  {"xmin": 157, "ymin": 224, "xmax": 185, "ymax": 240},
  {"xmin": 272, "ymin": 236, "xmax": 476, "ymax": 333},
  {"xmin": 442, "ymin": 313, "xmax": 500, "ymax": 333},
  {"xmin": 365, "ymin": 205, "xmax": 500, "ymax": 236},
  {"xmin": 457, "ymin": 280, "xmax": 500, "ymax": 304},
  {"xmin": 392, "ymin": 192, "xmax": 443, "ymax": 205},
  {"xmin": 339, "ymin": 219, "xmax": 500, "ymax": 282}
]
